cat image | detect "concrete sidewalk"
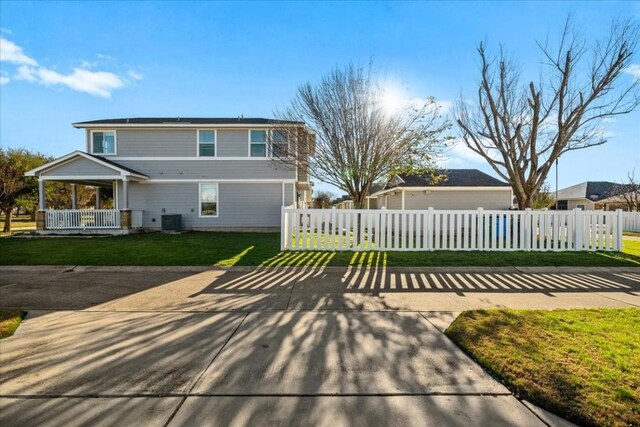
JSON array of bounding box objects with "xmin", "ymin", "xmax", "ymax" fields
[{"xmin": 2, "ymin": 265, "xmax": 637, "ymax": 426}]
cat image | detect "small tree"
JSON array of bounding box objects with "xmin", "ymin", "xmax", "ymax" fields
[
  {"xmin": 456, "ymin": 18, "xmax": 639, "ymax": 209},
  {"xmin": 0, "ymin": 148, "xmax": 51, "ymax": 232},
  {"xmin": 533, "ymin": 183, "xmax": 555, "ymax": 209},
  {"xmin": 312, "ymin": 191, "xmax": 334, "ymax": 209},
  {"xmin": 276, "ymin": 64, "xmax": 451, "ymax": 208}
]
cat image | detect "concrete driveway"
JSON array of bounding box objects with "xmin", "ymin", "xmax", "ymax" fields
[{"xmin": 1, "ymin": 265, "xmax": 638, "ymax": 426}]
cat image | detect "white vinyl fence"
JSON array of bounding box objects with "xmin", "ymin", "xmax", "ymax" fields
[
  {"xmin": 45, "ymin": 209, "xmax": 120, "ymax": 230},
  {"xmin": 622, "ymin": 212, "xmax": 640, "ymax": 232},
  {"xmin": 281, "ymin": 207, "xmax": 628, "ymax": 252}
]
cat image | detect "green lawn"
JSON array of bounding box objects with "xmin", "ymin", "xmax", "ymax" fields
[
  {"xmin": 446, "ymin": 309, "xmax": 640, "ymax": 427},
  {"xmin": 0, "ymin": 310, "xmax": 25, "ymax": 339},
  {"xmin": 0, "ymin": 232, "xmax": 639, "ymax": 266}
]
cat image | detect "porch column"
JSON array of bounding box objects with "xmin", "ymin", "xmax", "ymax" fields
[
  {"xmin": 37, "ymin": 178, "xmax": 46, "ymax": 230},
  {"xmin": 122, "ymin": 179, "xmax": 129, "ymax": 210},
  {"xmin": 71, "ymin": 184, "xmax": 77, "ymax": 209},
  {"xmin": 112, "ymin": 181, "xmax": 119, "ymax": 210},
  {"xmin": 401, "ymin": 189, "xmax": 405, "ymax": 210},
  {"xmin": 95, "ymin": 187, "xmax": 100, "ymax": 209},
  {"xmin": 38, "ymin": 179, "xmax": 45, "ymax": 210}
]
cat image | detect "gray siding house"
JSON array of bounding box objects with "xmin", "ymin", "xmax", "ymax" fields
[
  {"xmin": 26, "ymin": 118, "xmax": 314, "ymax": 233},
  {"xmin": 367, "ymin": 169, "xmax": 513, "ymax": 210}
]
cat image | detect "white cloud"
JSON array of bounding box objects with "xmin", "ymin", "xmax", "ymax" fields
[
  {"xmin": 624, "ymin": 64, "xmax": 640, "ymax": 80},
  {"xmin": 439, "ymin": 138, "xmax": 487, "ymax": 167},
  {"xmin": 1, "ymin": 36, "xmax": 139, "ymax": 98},
  {"xmin": 15, "ymin": 65, "xmax": 37, "ymax": 82},
  {"xmin": 127, "ymin": 70, "xmax": 143, "ymax": 81},
  {"xmin": 36, "ymin": 67, "xmax": 126, "ymax": 98},
  {"xmin": 0, "ymin": 37, "xmax": 37, "ymax": 66},
  {"xmin": 0, "ymin": 75, "xmax": 9, "ymax": 85}
]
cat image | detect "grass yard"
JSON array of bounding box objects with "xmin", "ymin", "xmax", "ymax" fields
[
  {"xmin": 0, "ymin": 215, "xmax": 36, "ymax": 236},
  {"xmin": 0, "ymin": 310, "xmax": 25, "ymax": 339},
  {"xmin": 1, "ymin": 231, "xmax": 639, "ymax": 266},
  {"xmin": 446, "ymin": 308, "xmax": 640, "ymax": 427}
]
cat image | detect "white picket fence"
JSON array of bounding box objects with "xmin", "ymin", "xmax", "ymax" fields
[
  {"xmin": 45, "ymin": 209, "xmax": 120, "ymax": 230},
  {"xmin": 281, "ymin": 207, "xmax": 629, "ymax": 252},
  {"xmin": 622, "ymin": 211, "xmax": 640, "ymax": 232}
]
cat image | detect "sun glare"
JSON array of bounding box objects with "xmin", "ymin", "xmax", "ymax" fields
[{"xmin": 379, "ymin": 86, "xmax": 405, "ymax": 115}]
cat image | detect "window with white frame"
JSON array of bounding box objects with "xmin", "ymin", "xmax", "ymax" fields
[
  {"xmin": 92, "ymin": 131, "xmax": 116, "ymax": 155},
  {"xmin": 271, "ymin": 130, "xmax": 289, "ymax": 158},
  {"xmin": 250, "ymin": 130, "xmax": 267, "ymax": 157},
  {"xmin": 199, "ymin": 183, "xmax": 219, "ymax": 217},
  {"xmin": 198, "ymin": 130, "xmax": 216, "ymax": 157}
]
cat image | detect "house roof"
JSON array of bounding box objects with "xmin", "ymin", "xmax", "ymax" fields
[
  {"xmin": 86, "ymin": 153, "xmax": 148, "ymax": 177},
  {"xmin": 385, "ymin": 169, "xmax": 510, "ymax": 189},
  {"xmin": 73, "ymin": 117, "xmax": 304, "ymax": 127},
  {"xmin": 556, "ymin": 181, "xmax": 623, "ymax": 202},
  {"xmin": 24, "ymin": 151, "xmax": 148, "ymax": 179}
]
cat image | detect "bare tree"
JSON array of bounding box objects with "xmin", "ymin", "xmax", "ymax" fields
[
  {"xmin": 312, "ymin": 190, "xmax": 334, "ymax": 209},
  {"xmin": 618, "ymin": 170, "xmax": 640, "ymax": 211},
  {"xmin": 275, "ymin": 64, "xmax": 451, "ymax": 208},
  {"xmin": 456, "ymin": 17, "xmax": 639, "ymax": 209}
]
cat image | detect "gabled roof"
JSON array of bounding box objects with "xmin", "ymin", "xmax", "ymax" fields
[
  {"xmin": 556, "ymin": 181, "xmax": 623, "ymax": 202},
  {"xmin": 24, "ymin": 151, "xmax": 148, "ymax": 179},
  {"xmin": 386, "ymin": 169, "xmax": 510, "ymax": 189},
  {"xmin": 73, "ymin": 117, "xmax": 304, "ymax": 127}
]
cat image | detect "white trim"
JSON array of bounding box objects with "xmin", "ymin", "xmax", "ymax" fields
[
  {"xmin": 25, "ymin": 151, "xmax": 147, "ymax": 179},
  {"xmin": 198, "ymin": 182, "xmax": 219, "ymax": 218},
  {"xmin": 369, "ymin": 186, "xmax": 513, "ymax": 198},
  {"xmin": 112, "ymin": 157, "xmax": 274, "ymax": 161},
  {"xmin": 197, "ymin": 129, "xmax": 217, "ymax": 158},
  {"xmin": 141, "ymin": 179, "xmax": 296, "ymax": 184},
  {"xmin": 90, "ymin": 130, "xmax": 117, "ymax": 156},
  {"xmin": 40, "ymin": 175, "xmax": 127, "ymax": 181}
]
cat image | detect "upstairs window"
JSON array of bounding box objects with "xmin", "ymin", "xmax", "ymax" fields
[
  {"xmin": 92, "ymin": 131, "xmax": 116, "ymax": 155},
  {"xmin": 250, "ymin": 130, "xmax": 267, "ymax": 157},
  {"xmin": 198, "ymin": 130, "xmax": 216, "ymax": 157},
  {"xmin": 271, "ymin": 130, "xmax": 289, "ymax": 158}
]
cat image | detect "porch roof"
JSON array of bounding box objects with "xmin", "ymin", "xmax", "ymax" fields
[{"xmin": 25, "ymin": 151, "xmax": 148, "ymax": 181}]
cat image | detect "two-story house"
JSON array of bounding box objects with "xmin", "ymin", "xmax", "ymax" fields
[{"xmin": 25, "ymin": 117, "xmax": 314, "ymax": 233}]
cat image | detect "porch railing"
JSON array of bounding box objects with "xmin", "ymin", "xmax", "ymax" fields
[{"xmin": 45, "ymin": 209, "xmax": 120, "ymax": 230}]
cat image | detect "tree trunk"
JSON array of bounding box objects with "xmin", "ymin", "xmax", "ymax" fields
[{"xmin": 3, "ymin": 209, "xmax": 12, "ymax": 233}]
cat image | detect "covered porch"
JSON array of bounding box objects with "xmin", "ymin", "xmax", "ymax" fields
[{"xmin": 25, "ymin": 151, "xmax": 148, "ymax": 233}]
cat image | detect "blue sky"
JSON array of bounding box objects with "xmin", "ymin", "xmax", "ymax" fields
[{"xmin": 1, "ymin": 1, "xmax": 638, "ymax": 196}]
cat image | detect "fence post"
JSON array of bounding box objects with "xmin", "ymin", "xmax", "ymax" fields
[
  {"xmin": 477, "ymin": 208, "xmax": 484, "ymax": 250},
  {"xmin": 524, "ymin": 208, "xmax": 532, "ymax": 252},
  {"xmin": 331, "ymin": 207, "xmax": 337, "ymax": 251},
  {"xmin": 616, "ymin": 209, "xmax": 624, "ymax": 251},
  {"xmin": 280, "ymin": 205, "xmax": 286, "ymax": 251},
  {"xmin": 574, "ymin": 208, "xmax": 582, "ymax": 251},
  {"xmin": 427, "ymin": 207, "xmax": 434, "ymax": 251}
]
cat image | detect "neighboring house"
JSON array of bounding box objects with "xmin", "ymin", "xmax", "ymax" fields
[
  {"xmin": 25, "ymin": 117, "xmax": 314, "ymax": 232},
  {"xmin": 368, "ymin": 169, "xmax": 513, "ymax": 210},
  {"xmin": 554, "ymin": 181, "xmax": 628, "ymax": 211}
]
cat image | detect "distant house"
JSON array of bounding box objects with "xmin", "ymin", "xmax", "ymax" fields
[
  {"xmin": 368, "ymin": 169, "xmax": 513, "ymax": 210},
  {"xmin": 555, "ymin": 181, "xmax": 628, "ymax": 211}
]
